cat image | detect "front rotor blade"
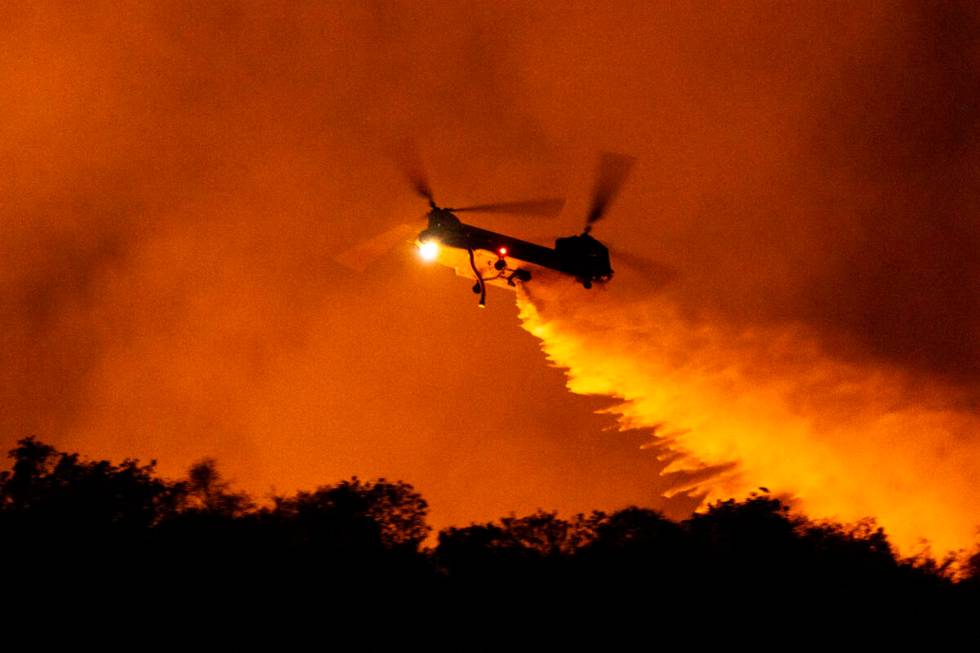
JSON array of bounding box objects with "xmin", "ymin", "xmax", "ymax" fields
[
  {"xmin": 390, "ymin": 139, "xmax": 435, "ymax": 205},
  {"xmin": 448, "ymin": 198, "xmax": 566, "ymax": 217},
  {"xmin": 585, "ymin": 152, "xmax": 636, "ymax": 231},
  {"xmin": 408, "ymin": 174, "xmax": 435, "ymax": 205},
  {"xmin": 335, "ymin": 223, "xmax": 422, "ymax": 272}
]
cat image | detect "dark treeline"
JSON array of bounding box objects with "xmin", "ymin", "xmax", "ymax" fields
[{"xmin": 2, "ymin": 437, "xmax": 978, "ymax": 611}]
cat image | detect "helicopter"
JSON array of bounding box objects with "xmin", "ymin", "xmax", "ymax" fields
[{"xmin": 338, "ymin": 150, "xmax": 638, "ymax": 307}]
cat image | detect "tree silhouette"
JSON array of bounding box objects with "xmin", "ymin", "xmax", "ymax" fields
[
  {"xmin": 271, "ymin": 477, "xmax": 430, "ymax": 553},
  {"xmin": 0, "ymin": 437, "xmax": 181, "ymax": 592},
  {"xmin": 0, "ymin": 436, "xmax": 177, "ymax": 532},
  {"xmin": 576, "ymin": 506, "xmax": 690, "ymax": 593},
  {"xmin": 0, "ymin": 437, "xmax": 976, "ymax": 610},
  {"xmin": 181, "ymin": 457, "xmax": 254, "ymax": 517},
  {"xmin": 437, "ymin": 510, "xmax": 596, "ymax": 588}
]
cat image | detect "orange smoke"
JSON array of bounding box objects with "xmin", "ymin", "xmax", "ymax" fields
[
  {"xmin": 4, "ymin": 0, "xmax": 980, "ymax": 543},
  {"xmin": 518, "ymin": 278, "xmax": 980, "ymax": 558}
]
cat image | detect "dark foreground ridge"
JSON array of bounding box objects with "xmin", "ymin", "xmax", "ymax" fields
[{"xmin": 2, "ymin": 437, "xmax": 978, "ymax": 615}]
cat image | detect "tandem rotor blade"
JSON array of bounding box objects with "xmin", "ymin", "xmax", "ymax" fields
[
  {"xmin": 607, "ymin": 244, "xmax": 678, "ymax": 289},
  {"xmin": 390, "ymin": 139, "xmax": 436, "ymax": 206},
  {"xmin": 585, "ymin": 152, "xmax": 636, "ymax": 233},
  {"xmin": 447, "ymin": 197, "xmax": 566, "ymax": 217},
  {"xmin": 335, "ymin": 223, "xmax": 421, "ymax": 272}
]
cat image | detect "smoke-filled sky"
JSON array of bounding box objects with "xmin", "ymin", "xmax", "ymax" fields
[{"xmin": 2, "ymin": 1, "xmax": 979, "ymax": 551}]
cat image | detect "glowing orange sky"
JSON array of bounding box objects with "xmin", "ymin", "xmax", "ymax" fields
[{"xmin": 2, "ymin": 1, "xmax": 978, "ymax": 544}]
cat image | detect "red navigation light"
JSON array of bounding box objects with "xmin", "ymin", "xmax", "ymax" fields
[{"xmin": 498, "ymin": 246, "xmax": 508, "ymax": 257}]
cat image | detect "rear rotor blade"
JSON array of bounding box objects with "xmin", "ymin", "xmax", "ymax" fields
[
  {"xmin": 335, "ymin": 223, "xmax": 422, "ymax": 272},
  {"xmin": 390, "ymin": 139, "xmax": 436, "ymax": 206},
  {"xmin": 585, "ymin": 152, "xmax": 636, "ymax": 233},
  {"xmin": 448, "ymin": 197, "xmax": 566, "ymax": 217},
  {"xmin": 607, "ymin": 244, "xmax": 678, "ymax": 288}
]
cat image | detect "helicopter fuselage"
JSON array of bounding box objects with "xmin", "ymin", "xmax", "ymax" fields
[{"xmin": 417, "ymin": 208, "xmax": 613, "ymax": 291}]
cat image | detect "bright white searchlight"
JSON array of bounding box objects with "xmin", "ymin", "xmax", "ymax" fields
[{"xmin": 418, "ymin": 240, "xmax": 440, "ymax": 261}]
